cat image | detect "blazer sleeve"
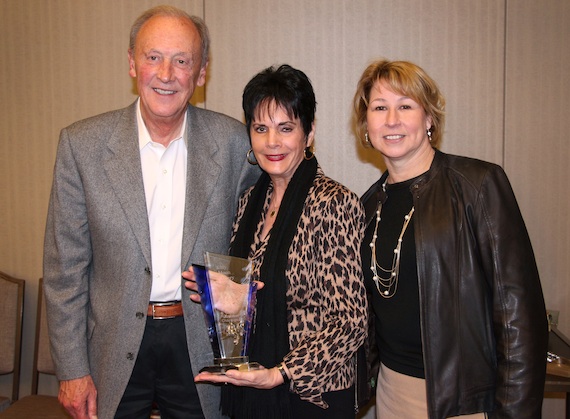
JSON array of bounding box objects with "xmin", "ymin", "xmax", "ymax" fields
[{"xmin": 43, "ymin": 127, "xmax": 92, "ymax": 381}]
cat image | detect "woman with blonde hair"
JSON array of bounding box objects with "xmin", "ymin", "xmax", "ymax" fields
[{"xmin": 354, "ymin": 59, "xmax": 547, "ymax": 418}]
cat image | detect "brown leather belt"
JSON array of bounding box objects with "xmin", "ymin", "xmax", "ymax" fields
[{"xmin": 147, "ymin": 301, "xmax": 183, "ymax": 319}]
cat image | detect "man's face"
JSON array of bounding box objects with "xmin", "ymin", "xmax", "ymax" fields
[{"xmin": 128, "ymin": 15, "xmax": 207, "ymax": 128}]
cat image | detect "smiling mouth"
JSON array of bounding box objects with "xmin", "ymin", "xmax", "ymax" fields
[
  {"xmin": 385, "ymin": 135, "xmax": 404, "ymax": 140},
  {"xmin": 266, "ymin": 154, "xmax": 285, "ymax": 161},
  {"xmin": 153, "ymin": 88, "xmax": 176, "ymax": 95}
]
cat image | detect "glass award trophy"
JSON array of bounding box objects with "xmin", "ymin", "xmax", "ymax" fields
[{"xmin": 192, "ymin": 252, "xmax": 260, "ymax": 374}]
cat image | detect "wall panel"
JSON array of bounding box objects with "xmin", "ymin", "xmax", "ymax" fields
[
  {"xmin": 505, "ymin": 1, "xmax": 570, "ymax": 416},
  {"xmin": 205, "ymin": 0, "xmax": 505, "ymax": 196}
]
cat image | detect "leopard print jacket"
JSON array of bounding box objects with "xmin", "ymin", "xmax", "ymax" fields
[{"xmin": 230, "ymin": 167, "xmax": 368, "ymax": 408}]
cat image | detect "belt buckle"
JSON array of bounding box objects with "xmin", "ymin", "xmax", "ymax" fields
[{"xmin": 151, "ymin": 301, "xmax": 177, "ymax": 320}]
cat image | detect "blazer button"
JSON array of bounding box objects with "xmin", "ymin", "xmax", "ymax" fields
[
  {"xmin": 136, "ymin": 312, "xmax": 144, "ymax": 319},
  {"xmin": 127, "ymin": 352, "xmax": 135, "ymax": 360}
]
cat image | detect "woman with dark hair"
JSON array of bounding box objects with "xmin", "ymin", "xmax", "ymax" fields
[
  {"xmin": 354, "ymin": 59, "xmax": 548, "ymax": 418},
  {"xmin": 184, "ymin": 64, "xmax": 367, "ymax": 418}
]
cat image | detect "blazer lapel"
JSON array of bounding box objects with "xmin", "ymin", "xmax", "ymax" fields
[
  {"xmin": 103, "ymin": 103, "xmax": 152, "ymax": 267},
  {"xmin": 181, "ymin": 106, "xmax": 222, "ymax": 268}
]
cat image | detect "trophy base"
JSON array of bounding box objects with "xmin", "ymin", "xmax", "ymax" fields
[{"xmin": 200, "ymin": 357, "xmax": 261, "ymax": 375}]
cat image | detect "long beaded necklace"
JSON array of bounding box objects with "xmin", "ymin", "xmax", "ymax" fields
[{"xmin": 369, "ymin": 180, "xmax": 415, "ymax": 298}]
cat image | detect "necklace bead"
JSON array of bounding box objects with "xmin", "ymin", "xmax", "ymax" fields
[{"xmin": 369, "ymin": 200, "xmax": 414, "ymax": 299}]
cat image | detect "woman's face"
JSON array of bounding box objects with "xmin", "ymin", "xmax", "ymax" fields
[
  {"xmin": 366, "ymin": 79, "xmax": 432, "ymax": 166},
  {"xmin": 251, "ymin": 102, "xmax": 314, "ymax": 187}
]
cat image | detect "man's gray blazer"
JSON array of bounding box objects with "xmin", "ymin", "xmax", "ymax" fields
[{"xmin": 43, "ymin": 101, "xmax": 259, "ymax": 419}]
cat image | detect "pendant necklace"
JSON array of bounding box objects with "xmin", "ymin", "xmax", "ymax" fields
[
  {"xmin": 369, "ymin": 180, "xmax": 415, "ymax": 298},
  {"xmin": 269, "ymin": 194, "xmax": 280, "ymax": 217}
]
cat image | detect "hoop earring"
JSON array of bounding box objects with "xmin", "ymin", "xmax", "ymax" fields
[
  {"xmin": 246, "ymin": 149, "xmax": 258, "ymax": 165},
  {"xmin": 364, "ymin": 132, "xmax": 371, "ymax": 146},
  {"xmin": 303, "ymin": 146, "xmax": 314, "ymax": 160}
]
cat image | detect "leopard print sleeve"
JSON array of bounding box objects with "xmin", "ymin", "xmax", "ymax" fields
[{"xmin": 282, "ymin": 173, "xmax": 368, "ymax": 408}]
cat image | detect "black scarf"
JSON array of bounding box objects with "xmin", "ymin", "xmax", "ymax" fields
[{"xmin": 222, "ymin": 157, "xmax": 318, "ymax": 419}]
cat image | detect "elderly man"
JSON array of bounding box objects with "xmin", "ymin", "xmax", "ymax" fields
[{"xmin": 43, "ymin": 6, "xmax": 259, "ymax": 419}]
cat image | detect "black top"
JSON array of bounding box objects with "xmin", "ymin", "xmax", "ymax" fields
[{"xmin": 362, "ymin": 177, "xmax": 424, "ymax": 378}]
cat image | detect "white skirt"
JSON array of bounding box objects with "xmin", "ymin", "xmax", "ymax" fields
[{"xmin": 376, "ymin": 363, "xmax": 486, "ymax": 419}]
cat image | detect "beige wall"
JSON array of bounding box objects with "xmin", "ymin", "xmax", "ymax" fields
[{"xmin": 1, "ymin": 1, "xmax": 568, "ymax": 416}]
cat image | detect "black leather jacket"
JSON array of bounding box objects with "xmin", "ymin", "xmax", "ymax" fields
[{"xmin": 361, "ymin": 150, "xmax": 548, "ymax": 419}]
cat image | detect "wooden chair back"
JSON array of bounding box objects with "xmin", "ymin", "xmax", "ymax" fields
[{"xmin": 0, "ymin": 271, "xmax": 25, "ymax": 405}]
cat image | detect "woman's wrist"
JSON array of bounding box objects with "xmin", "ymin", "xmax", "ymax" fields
[{"xmin": 276, "ymin": 363, "xmax": 290, "ymax": 383}]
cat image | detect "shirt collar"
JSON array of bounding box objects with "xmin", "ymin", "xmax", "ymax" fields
[{"xmin": 136, "ymin": 98, "xmax": 188, "ymax": 150}]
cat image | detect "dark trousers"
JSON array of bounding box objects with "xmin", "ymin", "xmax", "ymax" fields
[{"xmin": 115, "ymin": 316, "xmax": 205, "ymax": 419}]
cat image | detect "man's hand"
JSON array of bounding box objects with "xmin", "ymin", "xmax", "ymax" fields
[
  {"xmin": 58, "ymin": 375, "xmax": 98, "ymax": 419},
  {"xmin": 183, "ymin": 267, "xmax": 264, "ymax": 314}
]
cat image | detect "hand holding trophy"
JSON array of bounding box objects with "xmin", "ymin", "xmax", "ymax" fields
[
  {"xmin": 186, "ymin": 252, "xmax": 261, "ymax": 374},
  {"xmin": 201, "ymin": 269, "xmax": 251, "ymax": 315}
]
